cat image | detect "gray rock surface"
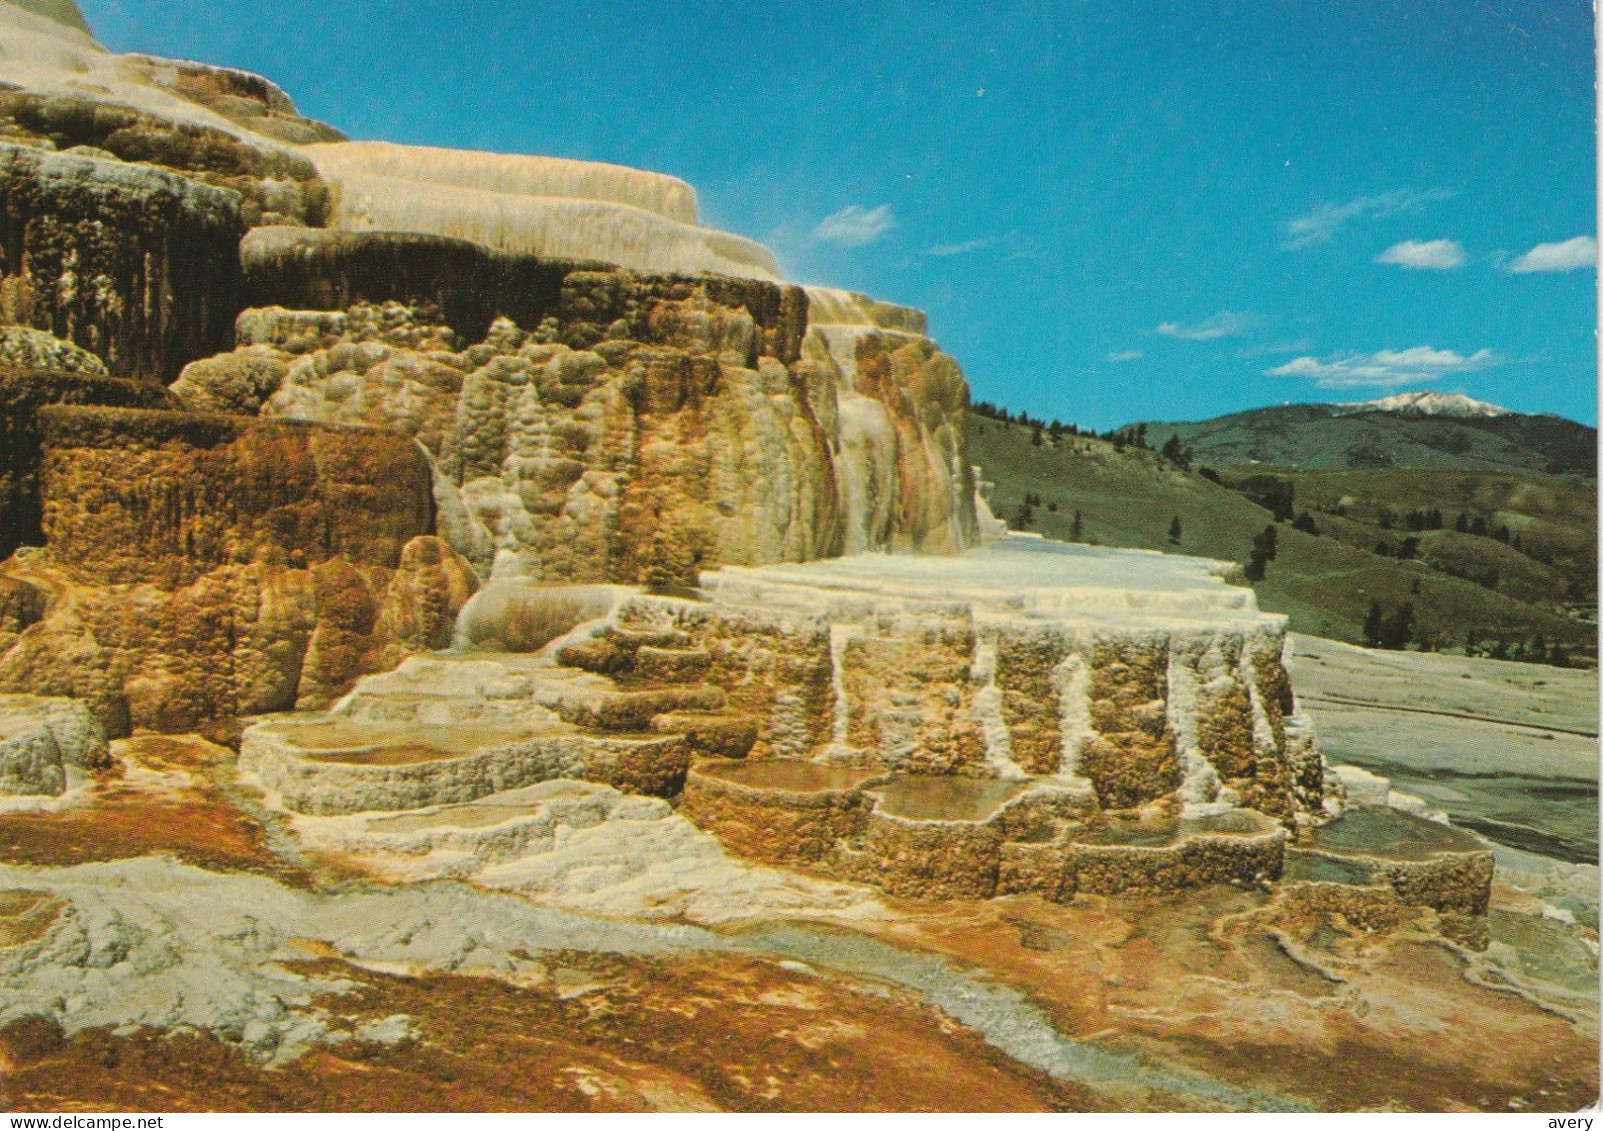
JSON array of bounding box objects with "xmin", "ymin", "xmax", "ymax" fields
[{"xmin": 0, "ymin": 694, "xmax": 107, "ymax": 794}]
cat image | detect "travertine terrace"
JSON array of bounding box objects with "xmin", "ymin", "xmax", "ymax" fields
[
  {"xmin": 233, "ymin": 537, "xmax": 1492, "ymax": 916},
  {"xmin": 0, "ymin": 0, "xmax": 1590, "ymax": 1113}
]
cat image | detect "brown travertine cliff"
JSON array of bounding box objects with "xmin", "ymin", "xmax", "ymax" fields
[
  {"xmin": 0, "ymin": 402, "xmax": 472, "ymax": 734},
  {"xmin": 38, "ymin": 406, "xmax": 435, "ymax": 587},
  {"xmin": 0, "ymin": 367, "xmax": 172, "ymax": 558},
  {"xmin": 0, "ymin": 146, "xmax": 244, "ymax": 380}
]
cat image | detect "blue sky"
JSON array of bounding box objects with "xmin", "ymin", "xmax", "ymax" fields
[{"xmin": 81, "ymin": 0, "xmax": 1597, "ymax": 428}]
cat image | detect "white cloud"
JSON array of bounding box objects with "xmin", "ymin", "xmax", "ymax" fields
[
  {"xmin": 1107, "ymin": 349, "xmax": 1143, "ymax": 362},
  {"xmin": 1507, "ymin": 235, "xmax": 1597, "ymax": 273},
  {"xmin": 1266, "ymin": 346, "xmax": 1500, "ymax": 389},
  {"xmin": 1376, "ymin": 238, "xmax": 1465, "ymax": 270},
  {"xmin": 1280, "ymin": 188, "xmax": 1454, "ymax": 250},
  {"xmin": 926, "ymin": 237, "xmax": 993, "ymax": 257},
  {"xmin": 813, "ymin": 204, "xmax": 897, "ymax": 247},
  {"xmin": 1154, "ymin": 311, "xmax": 1259, "ymax": 341}
]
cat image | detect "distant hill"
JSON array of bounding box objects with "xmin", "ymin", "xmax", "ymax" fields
[
  {"xmin": 1139, "ymin": 397, "xmax": 1596, "ymax": 476},
  {"xmin": 967, "ymin": 415, "xmax": 1596, "ymax": 660}
]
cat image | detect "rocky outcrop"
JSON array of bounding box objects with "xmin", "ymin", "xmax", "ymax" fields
[
  {"xmin": 118, "ymin": 54, "xmax": 346, "ymax": 147},
  {"xmin": 166, "ymin": 345, "xmax": 289, "ymax": 415},
  {"xmin": 1285, "ymin": 804, "xmax": 1497, "ymax": 915},
  {"xmin": 0, "ymin": 326, "xmax": 105, "ymax": 375},
  {"xmin": 244, "ymin": 717, "xmax": 690, "ymax": 817},
  {"xmin": 671, "ymin": 543, "xmax": 1315, "ymax": 812},
  {"xmin": 0, "ymin": 2, "xmax": 338, "ymax": 226},
  {"xmin": 0, "ymin": 392, "xmax": 474, "ymax": 735},
  {"xmin": 0, "ymin": 368, "xmax": 172, "ymax": 559},
  {"xmin": 802, "ymin": 286, "xmax": 928, "ymax": 334},
  {"xmin": 37, "ymin": 406, "xmax": 435, "ymax": 587},
  {"xmin": 307, "ymin": 141, "xmax": 696, "ymax": 223},
  {"xmin": 0, "ymin": 92, "xmax": 330, "ymax": 227},
  {"xmin": 801, "ymin": 325, "xmax": 978, "ymax": 556},
  {"xmin": 240, "ymin": 228, "xmax": 574, "ymax": 345},
  {"xmin": 0, "ymin": 145, "xmax": 244, "ymax": 380},
  {"xmin": 241, "ymin": 266, "xmax": 973, "ymax": 583},
  {"xmin": 0, "ymin": 693, "xmax": 105, "ymax": 794},
  {"xmin": 239, "ymin": 227, "xmax": 807, "ymax": 360},
  {"xmin": 679, "ymin": 761, "xmax": 884, "ymax": 867},
  {"xmin": 6, "ymin": 0, "xmax": 89, "ymax": 33},
  {"xmin": 0, "ymin": 534, "xmax": 476, "ymax": 736}
]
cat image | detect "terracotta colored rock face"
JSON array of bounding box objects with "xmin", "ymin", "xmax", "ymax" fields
[
  {"xmin": 842, "ymin": 621, "xmax": 985, "ymax": 775},
  {"xmin": 0, "ymin": 535, "xmax": 475, "ymax": 735},
  {"xmin": 0, "ymin": 369, "xmax": 172, "ymax": 559},
  {"xmin": 1081, "ymin": 636, "xmax": 1180, "ymax": 809},
  {"xmin": 995, "ymin": 628, "xmax": 1073, "ymax": 775},
  {"xmin": 38, "ymin": 406, "xmax": 434, "ymax": 588},
  {"xmin": 0, "ymin": 397, "xmax": 473, "ymax": 735},
  {"xmin": 0, "ymin": 145, "xmax": 244, "ymax": 380}
]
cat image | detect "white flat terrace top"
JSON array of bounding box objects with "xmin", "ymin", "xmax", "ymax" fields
[{"xmin": 703, "ymin": 535, "xmax": 1274, "ymax": 628}]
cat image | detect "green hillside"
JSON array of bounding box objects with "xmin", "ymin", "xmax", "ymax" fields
[
  {"xmin": 1254, "ymin": 467, "xmax": 1597, "ymax": 607},
  {"xmin": 968, "ymin": 417, "xmax": 1596, "ymax": 660},
  {"xmin": 1141, "ymin": 403, "xmax": 1596, "ymax": 475}
]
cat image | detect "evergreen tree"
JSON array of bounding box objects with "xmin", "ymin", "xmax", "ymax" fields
[
  {"xmin": 1070, "ymin": 510, "xmax": 1083, "ymax": 541},
  {"xmin": 1379, "ymin": 603, "xmax": 1414, "ymax": 650},
  {"xmin": 1168, "ymin": 516, "xmax": 1182, "ymax": 544},
  {"xmin": 1363, "ymin": 601, "xmax": 1384, "ymax": 647}
]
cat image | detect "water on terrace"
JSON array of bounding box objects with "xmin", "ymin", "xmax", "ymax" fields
[
  {"xmin": 1303, "ymin": 804, "xmax": 1486, "ymax": 861},
  {"xmin": 874, "ymin": 776, "xmax": 1033, "ymax": 823},
  {"xmin": 695, "ymin": 760, "xmax": 883, "ymax": 793},
  {"xmin": 1074, "ymin": 809, "xmax": 1279, "ymax": 847}
]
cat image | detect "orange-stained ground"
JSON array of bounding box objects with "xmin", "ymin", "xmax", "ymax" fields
[{"xmin": 0, "ymin": 735, "xmax": 1595, "ymax": 1112}]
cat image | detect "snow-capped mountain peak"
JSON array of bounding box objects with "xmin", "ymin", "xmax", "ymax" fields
[{"xmin": 1337, "ymin": 391, "xmax": 1511, "ymax": 418}]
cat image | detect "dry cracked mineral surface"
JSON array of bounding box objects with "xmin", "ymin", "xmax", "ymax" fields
[{"xmin": 0, "ymin": 0, "xmax": 1594, "ymax": 1113}]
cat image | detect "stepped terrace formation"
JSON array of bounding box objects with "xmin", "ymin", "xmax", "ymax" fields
[{"xmin": 232, "ymin": 536, "xmax": 1493, "ymax": 919}]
